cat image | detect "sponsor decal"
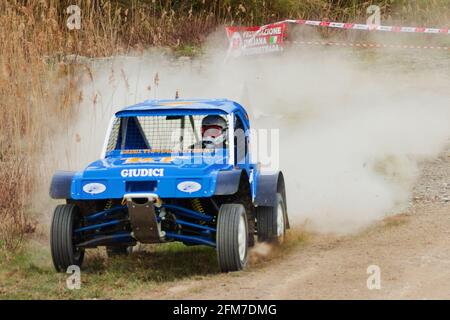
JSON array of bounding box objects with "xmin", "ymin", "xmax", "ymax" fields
[
  {"xmin": 124, "ymin": 157, "xmax": 175, "ymax": 164},
  {"xmin": 177, "ymin": 181, "xmax": 202, "ymax": 193},
  {"xmin": 120, "ymin": 168, "xmax": 164, "ymax": 177},
  {"xmin": 158, "ymin": 101, "xmax": 200, "ymax": 106},
  {"xmin": 120, "ymin": 149, "xmax": 213, "ymax": 154},
  {"xmin": 124, "ymin": 157, "xmax": 154, "ymax": 164},
  {"xmin": 225, "ymin": 23, "xmax": 287, "ymax": 58},
  {"xmin": 83, "ymin": 182, "xmax": 106, "ymax": 195}
]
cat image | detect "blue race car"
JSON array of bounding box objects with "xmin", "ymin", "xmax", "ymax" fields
[{"xmin": 50, "ymin": 99, "xmax": 289, "ymax": 272}]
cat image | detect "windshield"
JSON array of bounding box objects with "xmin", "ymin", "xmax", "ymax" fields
[{"xmin": 105, "ymin": 114, "xmax": 228, "ymax": 156}]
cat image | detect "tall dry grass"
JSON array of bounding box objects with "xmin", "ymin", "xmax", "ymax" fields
[{"xmin": 0, "ymin": 0, "xmax": 449, "ymax": 251}]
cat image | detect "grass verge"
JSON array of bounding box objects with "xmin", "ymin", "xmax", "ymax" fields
[{"xmin": 0, "ymin": 240, "xmax": 219, "ymax": 299}]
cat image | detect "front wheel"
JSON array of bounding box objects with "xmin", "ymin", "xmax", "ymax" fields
[
  {"xmin": 50, "ymin": 204, "xmax": 85, "ymax": 272},
  {"xmin": 216, "ymin": 203, "xmax": 248, "ymax": 272}
]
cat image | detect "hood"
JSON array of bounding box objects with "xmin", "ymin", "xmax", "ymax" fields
[{"xmin": 70, "ymin": 154, "xmax": 233, "ymax": 200}]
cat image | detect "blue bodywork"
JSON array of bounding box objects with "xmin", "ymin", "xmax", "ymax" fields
[
  {"xmin": 116, "ymin": 98, "xmax": 246, "ymax": 115},
  {"xmin": 50, "ymin": 99, "xmax": 285, "ymax": 248}
]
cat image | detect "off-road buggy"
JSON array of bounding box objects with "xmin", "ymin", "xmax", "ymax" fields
[{"xmin": 50, "ymin": 99, "xmax": 289, "ymax": 272}]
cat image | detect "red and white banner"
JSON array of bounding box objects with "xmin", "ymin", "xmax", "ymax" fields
[
  {"xmin": 225, "ymin": 23, "xmax": 287, "ymax": 58},
  {"xmin": 226, "ymin": 18, "xmax": 450, "ymax": 57}
]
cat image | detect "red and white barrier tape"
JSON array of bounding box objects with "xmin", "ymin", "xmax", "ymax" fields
[{"xmin": 283, "ymin": 19, "xmax": 450, "ymax": 35}]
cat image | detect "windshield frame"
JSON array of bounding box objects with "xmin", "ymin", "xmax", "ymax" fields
[{"xmin": 100, "ymin": 112, "xmax": 234, "ymax": 165}]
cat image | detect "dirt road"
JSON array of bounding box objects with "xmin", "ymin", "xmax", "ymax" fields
[{"xmin": 136, "ymin": 148, "xmax": 450, "ymax": 300}]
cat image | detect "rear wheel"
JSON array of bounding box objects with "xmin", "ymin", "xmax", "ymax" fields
[
  {"xmin": 216, "ymin": 204, "xmax": 248, "ymax": 272},
  {"xmin": 50, "ymin": 204, "xmax": 85, "ymax": 272},
  {"xmin": 256, "ymin": 193, "xmax": 286, "ymax": 244}
]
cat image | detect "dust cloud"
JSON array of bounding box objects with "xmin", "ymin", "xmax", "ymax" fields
[{"xmin": 44, "ymin": 30, "xmax": 450, "ymax": 234}]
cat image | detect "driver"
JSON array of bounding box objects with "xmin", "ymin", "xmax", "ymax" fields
[{"xmin": 199, "ymin": 115, "xmax": 227, "ymax": 149}]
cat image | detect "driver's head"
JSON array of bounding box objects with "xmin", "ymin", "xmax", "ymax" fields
[{"xmin": 201, "ymin": 115, "xmax": 227, "ymax": 147}]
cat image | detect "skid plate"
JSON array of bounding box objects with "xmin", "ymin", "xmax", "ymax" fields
[{"xmin": 127, "ymin": 200, "xmax": 162, "ymax": 243}]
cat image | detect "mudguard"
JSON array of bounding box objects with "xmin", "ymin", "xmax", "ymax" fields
[
  {"xmin": 49, "ymin": 171, "xmax": 75, "ymax": 199},
  {"xmin": 255, "ymin": 171, "xmax": 286, "ymax": 207},
  {"xmin": 213, "ymin": 169, "xmax": 243, "ymax": 195}
]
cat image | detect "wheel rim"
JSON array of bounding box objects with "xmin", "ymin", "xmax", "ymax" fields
[
  {"xmin": 238, "ymin": 215, "xmax": 247, "ymax": 261},
  {"xmin": 277, "ymin": 203, "xmax": 285, "ymax": 239}
]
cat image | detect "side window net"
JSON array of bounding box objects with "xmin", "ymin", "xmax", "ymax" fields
[{"xmin": 106, "ymin": 118, "xmax": 121, "ymax": 153}]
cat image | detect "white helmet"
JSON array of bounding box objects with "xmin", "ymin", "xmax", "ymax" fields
[{"xmin": 201, "ymin": 115, "xmax": 227, "ymax": 148}]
